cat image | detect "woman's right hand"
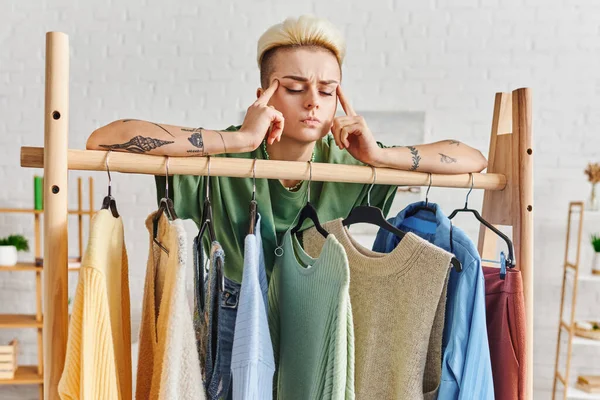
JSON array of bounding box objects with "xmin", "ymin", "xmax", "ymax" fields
[{"xmin": 240, "ymin": 79, "xmax": 285, "ymax": 150}]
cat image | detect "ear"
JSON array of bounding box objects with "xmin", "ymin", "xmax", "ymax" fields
[{"xmin": 256, "ymin": 88, "xmax": 263, "ymax": 99}]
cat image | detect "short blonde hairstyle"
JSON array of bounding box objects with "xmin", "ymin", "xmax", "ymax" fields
[{"xmin": 257, "ymin": 15, "xmax": 346, "ymax": 87}]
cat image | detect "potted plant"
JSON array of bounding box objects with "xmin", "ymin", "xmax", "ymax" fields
[
  {"xmin": 0, "ymin": 235, "xmax": 29, "ymax": 266},
  {"xmin": 591, "ymin": 234, "xmax": 600, "ymax": 275}
]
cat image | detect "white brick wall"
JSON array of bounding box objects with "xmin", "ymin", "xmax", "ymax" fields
[{"xmin": 2, "ymin": 0, "xmax": 600, "ymax": 398}]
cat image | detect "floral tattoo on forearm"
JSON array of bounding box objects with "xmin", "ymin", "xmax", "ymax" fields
[{"xmin": 407, "ymin": 146, "xmax": 421, "ymax": 171}]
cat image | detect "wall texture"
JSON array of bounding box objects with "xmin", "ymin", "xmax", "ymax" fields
[{"xmin": 2, "ymin": 0, "xmax": 600, "ymax": 398}]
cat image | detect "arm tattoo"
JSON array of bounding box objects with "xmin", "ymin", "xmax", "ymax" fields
[
  {"xmin": 448, "ymin": 140, "xmax": 460, "ymax": 146},
  {"xmin": 100, "ymin": 136, "xmax": 174, "ymax": 153},
  {"xmin": 407, "ymin": 146, "xmax": 421, "ymax": 171},
  {"xmin": 123, "ymin": 119, "xmax": 175, "ymax": 137},
  {"xmin": 187, "ymin": 127, "xmax": 205, "ymax": 155},
  {"xmin": 439, "ymin": 153, "xmax": 457, "ymax": 164}
]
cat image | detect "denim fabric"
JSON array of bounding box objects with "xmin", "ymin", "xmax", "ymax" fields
[{"xmin": 195, "ymin": 238, "xmax": 240, "ymax": 400}]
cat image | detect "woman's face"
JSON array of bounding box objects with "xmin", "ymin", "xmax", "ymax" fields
[{"xmin": 257, "ymin": 47, "xmax": 341, "ymax": 144}]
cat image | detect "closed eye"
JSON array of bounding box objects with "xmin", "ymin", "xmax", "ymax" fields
[{"xmin": 285, "ymin": 88, "xmax": 334, "ymax": 96}]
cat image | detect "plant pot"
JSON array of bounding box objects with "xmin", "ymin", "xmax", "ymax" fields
[
  {"xmin": 593, "ymin": 252, "xmax": 600, "ymax": 275},
  {"xmin": 0, "ymin": 246, "xmax": 17, "ymax": 266}
]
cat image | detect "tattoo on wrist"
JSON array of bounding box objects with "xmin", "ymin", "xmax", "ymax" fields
[
  {"xmin": 448, "ymin": 140, "xmax": 460, "ymax": 146},
  {"xmin": 123, "ymin": 119, "xmax": 175, "ymax": 137},
  {"xmin": 407, "ymin": 146, "xmax": 421, "ymax": 171},
  {"xmin": 439, "ymin": 153, "xmax": 457, "ymax": 164},
  {"xmin": 100, "ymin": 136, "xmax": 174, "ymax": 153}
]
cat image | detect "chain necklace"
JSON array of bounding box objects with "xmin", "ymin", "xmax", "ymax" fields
[{"xmin": 261, "ymin": 139, "xmax": 316, "ymax": 192}]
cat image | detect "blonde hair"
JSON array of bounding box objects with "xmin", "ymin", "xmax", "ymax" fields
[{"xmin": 257, "ymin": 15, "xmax": 346, "ymax": 87}]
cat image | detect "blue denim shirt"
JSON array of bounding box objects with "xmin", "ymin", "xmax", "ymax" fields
[{"xmin": 373, "ymin": 201, "xmax": 494, "ymax": 400}]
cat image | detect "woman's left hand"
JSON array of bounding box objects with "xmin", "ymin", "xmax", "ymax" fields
[{"xmin": 331, "ymin": 85, "xmax": 383, "ymax": 166}]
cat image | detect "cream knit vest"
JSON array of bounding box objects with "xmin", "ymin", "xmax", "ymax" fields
[{"xmin": 303, "ymin": 218, "xmax": 451, "ymax": 400}]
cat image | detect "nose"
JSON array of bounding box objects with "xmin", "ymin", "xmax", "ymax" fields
[{"xmin": 303, "ymin": 87, "xmax": 320, "ymax": 110}]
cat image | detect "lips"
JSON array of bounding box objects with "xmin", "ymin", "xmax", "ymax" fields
[{"xmin": 301, "ymin": 117, "xmax": 321, "ymax": 123}]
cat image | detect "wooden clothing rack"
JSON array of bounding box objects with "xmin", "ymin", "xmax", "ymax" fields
[{"xmin": 19, "ymin": 32, "xmax": 534, "ymax": 400}]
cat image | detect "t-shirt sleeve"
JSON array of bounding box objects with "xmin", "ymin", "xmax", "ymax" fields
[{"xmin": 153, "ymin": 125, "xmax": 242, "ymax": 226}]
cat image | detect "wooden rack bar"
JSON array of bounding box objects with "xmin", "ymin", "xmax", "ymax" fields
[{"xmin": 20, "ymin": 147, "xmax": 506, "ymax": 190}]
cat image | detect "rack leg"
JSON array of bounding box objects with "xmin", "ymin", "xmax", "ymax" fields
[{"xmin": 43, "ymin": 31, "xmax": 70, "ymax": 400}]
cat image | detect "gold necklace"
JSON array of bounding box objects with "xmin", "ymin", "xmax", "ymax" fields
[{"xmin": 261, "ymin": 140, "xmax": 316, "ymax": 191}]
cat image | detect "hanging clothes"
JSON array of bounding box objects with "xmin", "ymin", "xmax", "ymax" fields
[
  {"xmin": 230, "ymin": 214, "xmax": 275, "ymax": 400},
  {"xmin": 155, "ymin": 128, "xmax": 398, "ymax": 285},
  {"xmin": 483, "ymin": 266, "xmax": 526, "ymax": 400},
  {"xmin": 58, "ymin": 209, "xmax": 132, "ymax": 400},
  {"xmin": 372, "ymin": 201, "xmax": 494, "ymax": 400},
  {"xmin": 136, "ymin": 211, "xmax": 204, "ymax": 400},
  {"xmin": 303, "ymin": 218, "xmax": 452, "ymax": 400},
  {"xmin": 197, "ymin": 240, "xmax": 240, "ymax": 400},
  {"xmin": 268, "ymin": 228, "xmax": 354, "ymax": 400}
]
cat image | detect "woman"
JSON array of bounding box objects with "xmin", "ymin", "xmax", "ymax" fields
[
  {"xmin": 87, "ymin": 14, "xmax": 487, "ymax": 397},
  {"xmin": 87, "ymin": 14, "xmax": 487, "ymax": 278}
]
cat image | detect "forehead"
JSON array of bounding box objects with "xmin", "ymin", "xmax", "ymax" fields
[{"xmin": 271, "ymin": 47, "xmax": 341, "ymax": 81}]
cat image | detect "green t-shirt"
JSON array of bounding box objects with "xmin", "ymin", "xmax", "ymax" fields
[{"xmin": 155, "ymin": 126, "xmax": 398, "ymax": 284}]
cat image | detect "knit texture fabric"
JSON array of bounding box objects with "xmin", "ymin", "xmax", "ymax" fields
[
  {"xmin": 58, "ymin": 209, "xmax": 132, "ymax": 400},
  {"xmin": 135, "ymin": 212, "xmax": 205, "ymax": 400},
  {"xmin": 231, "ymin": 215, "xmax": 275, "ymax": 400},
  {"xmin": 303, "ymin": 218, "xmax": 451, "ymax": 400},
  {"xmin": 268, "ymin": 228, "xmax": 355, "ymax": 400}
]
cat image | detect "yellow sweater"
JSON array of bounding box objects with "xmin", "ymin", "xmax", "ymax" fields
[{"xmin": 58, "ymin": 209, "xmax": 132, "ymax": 400}]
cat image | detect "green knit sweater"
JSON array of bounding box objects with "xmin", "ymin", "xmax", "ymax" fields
[
  {"xmin": 268, "ymin": 228, "xmax": 355, "ymax": 400},
  {"xmin": 303, "ymin": 219, "xmax": 451, "ymax": 400}
]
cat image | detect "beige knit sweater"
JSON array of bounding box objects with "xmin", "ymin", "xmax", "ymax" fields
[
  {"xmin": 303, "ymin": 218, "xmax": 451, "ymax": 400},
  {"xmin": 135, "ymin": 212, "xmax": 205, "ymax": 400}
]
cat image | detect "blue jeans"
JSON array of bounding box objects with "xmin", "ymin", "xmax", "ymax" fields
[{"xmin": 195, "ymin": 237, "xmax": 239, "ymax": 400}]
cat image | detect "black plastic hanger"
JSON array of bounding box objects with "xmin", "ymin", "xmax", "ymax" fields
[
  {"xmin": 290, "ymin": 160, "xmax": 328, "ymax": 238},
  {"xmin": 153, "ymin": 156, "xmax": 178, "ymax": 254},
  {"xmin": 352, "ymin": 169, "xmax": 461, "ymax": 273},
  {"xmin": 248, "ymin": 158, "xmax": 258, "ymax": 235},
  {"xmin": 448, "ymin": 173, "xmax": 515, "ymax": 276},
  {"xmin": 343, "ymin": 166, "xmax": 406, "ymax": 240},
  {"xmin": 101, "ymin": 150, "xmax": 119, "ymax": 218},
  {"xmin": 194, "ymin": 156, "xmax": 222, "ymax": 293}
]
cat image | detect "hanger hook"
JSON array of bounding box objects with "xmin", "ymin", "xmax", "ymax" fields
[
  {"xmin": 252, "ymin": 158, "xmax": 257, "ymax": 200},
  {"xmin": 425, "ymin": 173, "xmax": 432, "ymax": 206},
  {"xmin": 367, "ymin": 166, "xmax": 376, "ymax": 206},
  {"xmin": 164, "ymin": 156, "xmax": 170, "ymax": 200},
  {"xmin": 205, "ymin": 156, "xmax": 211, "ymax": 200},
  {"xmin": 105, "ymin": 150, "xmax": 113, "ymax": 197},
  {"xmin": 465, "ymin": 173, "xmax": 474, "ymax": 208},
  {"xmin": 307, "ymin": 160, "xmax": 313, "ymax": 204}
]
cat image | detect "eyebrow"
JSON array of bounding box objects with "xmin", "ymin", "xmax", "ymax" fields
[{"xmin": 281, "ymin": 75, "xmax": 339, "ymax": 85}]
